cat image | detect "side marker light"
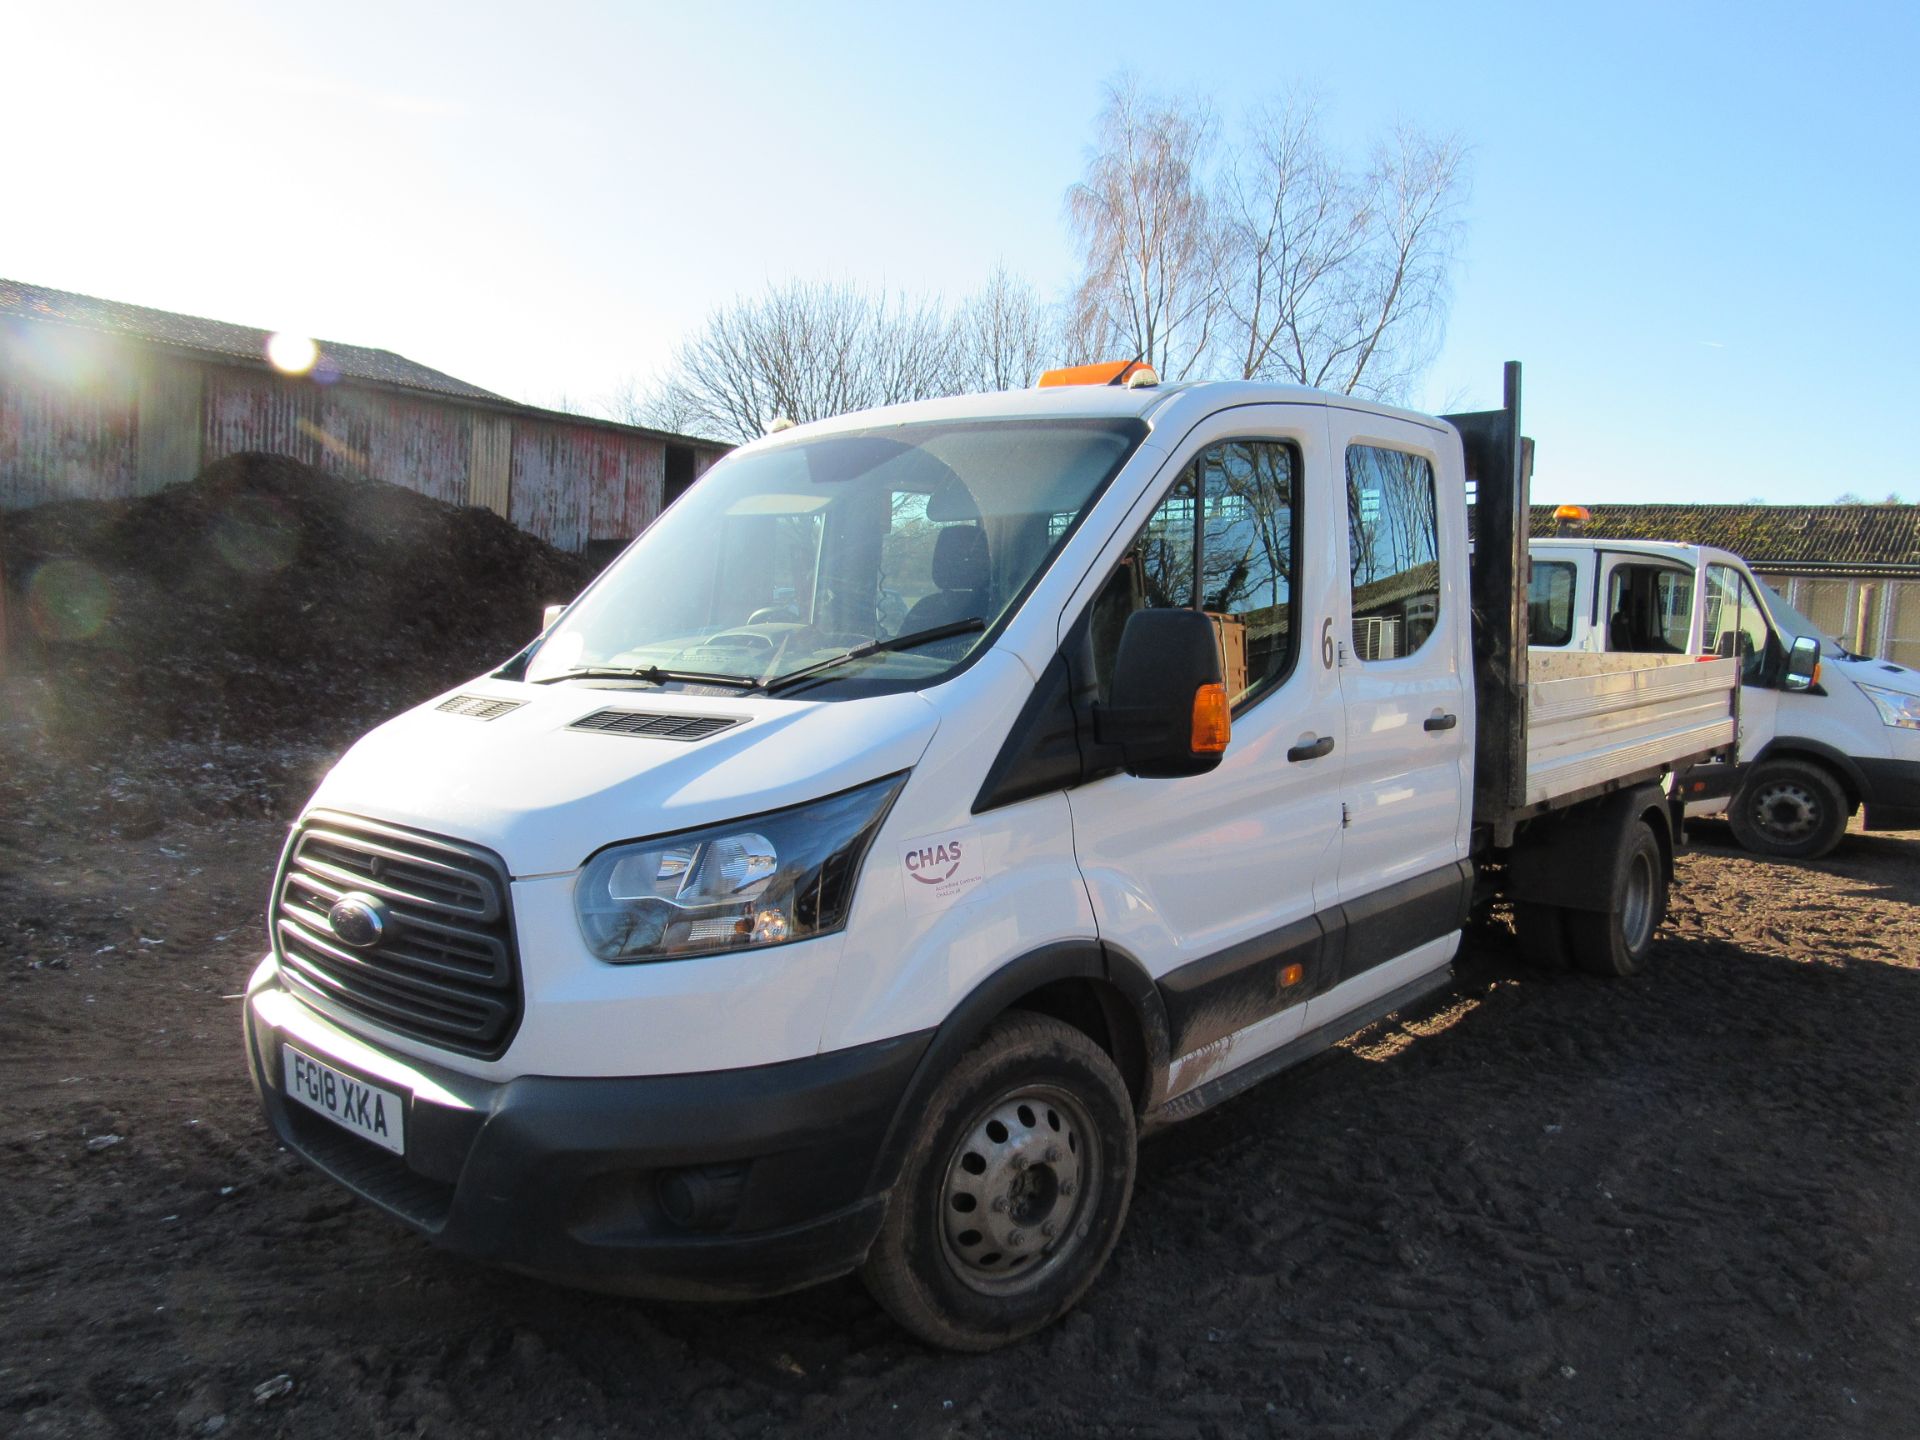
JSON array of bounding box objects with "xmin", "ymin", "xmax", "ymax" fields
[{"xmin": 1190, "ymin": 682, "xmax": 1231, "ymax": 754}]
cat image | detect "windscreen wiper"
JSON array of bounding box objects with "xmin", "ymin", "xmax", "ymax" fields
[
  {"xmin": 533, "ymin": 665, "xmax": 761, "ymax": 688},
  {"xmin": 763, "ymin": 618, "xmax": 987, "ymax": 695}
]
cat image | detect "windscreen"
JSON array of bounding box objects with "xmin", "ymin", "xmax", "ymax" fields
[
  {"xmin": 1756, "ymin": 579, "xmax": 1848, "ymax": 654},
  {"xmin": 526, "ymin": 417, "xmax": 1147, "ymax": 693}
]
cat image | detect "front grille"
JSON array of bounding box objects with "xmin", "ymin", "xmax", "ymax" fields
[
  {"xmin": 569, "ymin": 708, "xmax": 741, "ymax": 742},
  {"xmin": 273, "ymin": 812, "xmax": 521, "ymax": 1058}
]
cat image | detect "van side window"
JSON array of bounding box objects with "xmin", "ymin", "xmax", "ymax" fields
[
  {"xmin": 1528, "ymin": 560, "xmax": 1576, "ymax": 646},
  {"xmin": 1604, "ymin": 565, "xmax": 1692, "ymax": 653},
  {"xmin": 1089, "ymin": 440, "xmax": 1300, "ymax": 706},
  {"xmin": 1705, "ymin": 564, "xmax": 1772, "ymax": 684},
  {"xmin": 1346, "ymin": 445, "xmax": 1439, "ymax": 660}
]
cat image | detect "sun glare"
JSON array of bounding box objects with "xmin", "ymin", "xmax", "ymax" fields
[{"xmin": 266, "ymin": 332, "xmax": 319, "ymax": 375}]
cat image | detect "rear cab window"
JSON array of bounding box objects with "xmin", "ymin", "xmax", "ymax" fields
[
  {"xmin": 1528, "ymin": 560, "xmax": 1576, "ymax": 646},
  {"xmin": 1346, "ymin": 445, "xmax": 1440, "ymax": 661},
  {"xmin": 1604, "ymin": 563, "xmax": 1693, "ymax": 654}
]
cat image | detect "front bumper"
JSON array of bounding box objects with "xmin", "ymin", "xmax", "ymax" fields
[
  {"xmin": 245, "ymin": 975, "xmax": 931, "ymax": 1300},
  {"xmin": 1859, "ymin": 756, "xmax": 1920, "ymax": 831}
]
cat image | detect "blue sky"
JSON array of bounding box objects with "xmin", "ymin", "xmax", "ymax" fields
[{"xmin": 6, "ymin": 1, "xmax": 1914, "ymax": 504}]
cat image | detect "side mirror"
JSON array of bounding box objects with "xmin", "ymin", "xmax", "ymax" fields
[
  {"xmin": 1783, "ymin": 634, "xmax": 1820, "ymax": 692},
  {"xmin": 542, "ymin": 603, "xmax": 567, "ymax": 633},
  {"xmin": 1095, "ymin": 608, "xmax": 1231, "ymax": 778}
]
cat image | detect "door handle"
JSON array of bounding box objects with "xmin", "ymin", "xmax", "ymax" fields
[
  {"xmin": 1423, "ymin": 713, "xmax": 1458, "ymax": 732},
  {"xmin": 1287, "ymin": 735, "xmax": 1335, "ymax": 763}
]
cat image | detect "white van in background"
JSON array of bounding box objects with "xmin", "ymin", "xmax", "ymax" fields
[{"xmin": 1528, "ymin": 536, "xmax": 1920, "ymax": 857}]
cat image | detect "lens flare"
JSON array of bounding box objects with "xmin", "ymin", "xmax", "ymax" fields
[
  {"xmin": 210, "ymin": 496, "xmax": 298, "ymax": 575},
  {"xmin": 266, "ymin": 333, "xmax": 319, "ymax": 375},
  {"xmin": 26, "ymin": 560, "xmax": 112, "ymax": 641}
]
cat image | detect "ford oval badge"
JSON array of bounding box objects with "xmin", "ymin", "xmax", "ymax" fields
[{"xmin": 326, "ymin": 892, "xmax": 389, "ymax": 949}]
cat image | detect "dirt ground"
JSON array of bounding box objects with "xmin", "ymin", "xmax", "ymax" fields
[{"xmin": 4, "ymin": 465, "xmax": 1919, "ymax": 1437}]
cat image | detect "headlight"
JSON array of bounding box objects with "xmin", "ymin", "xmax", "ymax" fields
[
  {"xmin": 576, "ymin": 774, "xmax": 905, "ymax": 962},
  {"xmin": 1860, "ymin": 684, "xmax": 1920, "ymax": 731}
]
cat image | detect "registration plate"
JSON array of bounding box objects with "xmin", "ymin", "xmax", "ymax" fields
[{"xmin": 282, "ymin": 1046, "xmax": 406, "ymax": 1155}]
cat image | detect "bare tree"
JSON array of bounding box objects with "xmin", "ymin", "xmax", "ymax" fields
[
  {"xmin": 1067, "ymin": 76, "xmax": 1467, "ymax": 398},
  {"xmin": 1066, "ymin": 77, "xmax": 1225, "ymax": 381},
  {"xmin": 658, "ymin": 280, "xmax": 970, "ymax": 444},
  {"xmin": 1221, "ymin": 103, "xmax": 1467, "ymax": 398},
  {"xmin": 1218, "ymin": 94, "xmax": 1368, "ymax": 385},
  {"xmin": 954, "ymin": 265, "xmax": 1060, "ymax": 392}
]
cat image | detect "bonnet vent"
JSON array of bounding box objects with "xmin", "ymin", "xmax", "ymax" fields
[
  {"xmin": 436, "ymin": 695, "xmax": 525, "ymax": 721},
  {"xmin": 570, "ymin": 709, "xmax": 742, "ymax": 742}
]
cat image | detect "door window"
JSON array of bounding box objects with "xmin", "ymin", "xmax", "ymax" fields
[
  {"xmin": 1346, "ymin": 446, "xmax": 1439, "ymax": 661},
  {"xmin": 1090, "ymin": 441, "xmax": 1300, "ymax": 706},
  {"xmin": 1527, "ymin": 560, "xmax": 1576, "ymax": 646},
  {"xmin": 1705, "ymin": 564, "xmax": 1773, "ymax": 683}
]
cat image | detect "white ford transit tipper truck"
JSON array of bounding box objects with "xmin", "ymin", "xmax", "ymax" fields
[
  {"xmin": 1527, "ymin": 536, "xmax": 1920, "ymax": 858},
  {"xmin": 245, "ymin": 362, "xmax": 1739, "ymax": 1349}
]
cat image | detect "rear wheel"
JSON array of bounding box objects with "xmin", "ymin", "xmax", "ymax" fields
[
  {"xmin": 1568, "ymin": 820, "xmax": 1667, "ymax": 977},
  {"xmin": 860, "ymin": 1013, "xmax": 1136, "ymax": 1351},
  {"xmin": 1728, "ymin": 758, "xmax": 1849, "ymax": 860}
]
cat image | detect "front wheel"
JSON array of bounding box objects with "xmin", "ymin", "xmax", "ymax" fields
[
  {"xmin": 1727, "ymin": 758, "xmax": 1849, "ymax": 860},
  {"xmin": 861, "ymin": 1013, "xmax": 1136, "ymax": 1351}
]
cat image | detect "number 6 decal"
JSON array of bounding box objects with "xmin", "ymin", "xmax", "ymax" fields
[{"xmin": 1321, "ymin": 617, "xmax": 1335, "ymax": 669}]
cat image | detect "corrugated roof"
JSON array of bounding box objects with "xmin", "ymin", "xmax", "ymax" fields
[
  {"xmin": 1525, "ymin": 503, "xmax": 1920, "ymax": 573},
  {"xmin": 0, "ymin": 277, "xmax": 507, "ymax": 403}
]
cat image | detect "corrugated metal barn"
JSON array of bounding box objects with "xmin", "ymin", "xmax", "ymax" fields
[{"xmin": 0, "ymin": 279, "xmax": 729, "ymax": 558}]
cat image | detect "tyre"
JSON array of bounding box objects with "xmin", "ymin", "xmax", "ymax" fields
[
  {"xmin": 860, "ymin": 1012, "xmax": 1136, "ymax": 1351},
  {"xmin": 1512, "ymin": 901, "xmax": 1572, "ymax": 969},
  {"xmin": 1568, "ymin": 820, "xmax": 1667, "ymax": 977},
  {"xmin": 1727, "ymin": 758, "xmax": 1850, "ymax": 860}
]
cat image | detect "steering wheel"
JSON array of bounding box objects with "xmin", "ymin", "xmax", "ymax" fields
[{"xmin": 746, "ymin": 604, "xmax": 800, "ymax": 625}]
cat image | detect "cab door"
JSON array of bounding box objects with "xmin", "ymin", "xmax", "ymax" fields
[
  {"xmin": 1703, "ymin": 560, "xmax": 1781, "ymax": 758},
  {"xmin": 1310, "ymin": 408, "xmax": 1471, "ymax": 1025},
  {"xmin": 1061, "ymin": 405, "xmax": 1345, "ymax": 1096}
]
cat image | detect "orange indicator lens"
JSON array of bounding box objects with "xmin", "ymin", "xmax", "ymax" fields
[{"xmin": 1190, "ymin": 682, "xmax": 1231, "ymax": 754}]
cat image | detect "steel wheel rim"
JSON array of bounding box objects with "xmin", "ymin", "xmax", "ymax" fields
[
  {"xmin": 1621, "ymin": 847, "xmax": 1655, "ymax": 953},
  {"xmin": 938, "ymin": 1082, "xmax": 1100, "ymax": 1297},
  {"xmin": 1753, "ymin": 781, "xmax": 1819, "ymax": 841}
]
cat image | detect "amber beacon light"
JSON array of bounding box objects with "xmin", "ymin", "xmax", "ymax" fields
[
  {"xmin": 1551, "ymin": 503, "xmax": 1591, "ymax": 536},
  {"xmin": 1038, "ymin": 359, "xmax": 1160, "ymax": 389}
]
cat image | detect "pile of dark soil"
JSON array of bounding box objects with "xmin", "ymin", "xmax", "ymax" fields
[{"xmin": 0, "ymin": 454, "xmax": 593, "ymax": 828}]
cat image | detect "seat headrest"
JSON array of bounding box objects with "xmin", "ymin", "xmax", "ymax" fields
[
  {"xmin": 926, "ymin": 478, "xmax": 981, "ymax": 524},
  {"xmin": 932, "ymin": 524, "xmax": 989, "ymax": 592}
]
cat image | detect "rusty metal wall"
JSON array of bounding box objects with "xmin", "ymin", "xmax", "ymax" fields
[
  {"xmin": 5, "ymin": 331, "xmax": 723, "ymax": 547},
  {"xmin": 134, "ymin": 356, "xmax": 203, "ymax": 495},
  {"xmin": 468, "ymin": 413, "xmax": 512, "ymax": 517},
  {"xmin": 0, "ymin": 327, "xmax": 140, "ymax": 509},
  {"xmin": 358, "ymin": 392, "xmax": 469, "ymax": 506},
  {"xmin": 510, "ymin": 418, "xmax": 664, "ymax": 551},
  {"xmin": 202, "ymin": 365, "xmax": 323, "ymax": 467}
]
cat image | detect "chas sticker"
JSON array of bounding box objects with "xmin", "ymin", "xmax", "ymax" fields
[{"xmin": 900, "ymin": 829, "xmax": 984, "ymax": 914}]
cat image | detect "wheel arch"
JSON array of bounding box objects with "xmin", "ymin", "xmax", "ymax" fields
[{"xmin": 863, "ymin": 940, "xmax": 1170, "ymax": 1196}]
